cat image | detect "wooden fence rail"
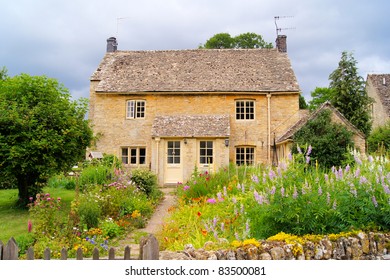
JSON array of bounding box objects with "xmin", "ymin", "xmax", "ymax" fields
[{"xmin": 0, "ymin": 234, "xmax": 159, "ymax": 260}]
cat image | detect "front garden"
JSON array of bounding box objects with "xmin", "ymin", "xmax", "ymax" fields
[
  {"xmin": 158, "ymin": 148, "xmax": 390, "ymax": 251},
  {"xmin": 1, "ymin": 156, "xmax": 162, "ymax": 259}
]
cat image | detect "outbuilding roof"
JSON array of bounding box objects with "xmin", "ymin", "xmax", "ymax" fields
[
  {"xmin": 91, "ymin": 49, "xmax": 300, "ymax": 93},
  {"xmin": 152, "ymin": 115, "xmax": 230, "ymax": 138},
  {"xmin": 367, "ymin": 74, "xmax": 390, "ymax": 116}
]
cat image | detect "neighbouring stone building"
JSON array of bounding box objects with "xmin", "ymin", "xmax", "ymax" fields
[
  {"xmin": 366, "ymin": 74, "xmax": 390, "ymax": 128},
  {"xmin": 89, "ymin": 36, "xmax": 365, "ymax": 185},
  {"xmin": 276, "ymin": 101, "xmax": 366, "ymax": 156}
]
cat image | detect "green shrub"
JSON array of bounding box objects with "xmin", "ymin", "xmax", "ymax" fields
[
  {"xmin": 131, "ymin": 169, "xmax": 158, "ymax": 196},
  {"xmin": 101, "ymin": 218, "xmax": 123, "ymax": 238},
  {"xmin": 47, "ymin": 174, "xmax": 76, "ymax": 190},
  {"xmin": 76, "ymin": 197, "xmax": 101, "ymax": 229},
  {"xmin": 78, "ymin": 165, "xmax": 112, "ymax": 191},
  {"xmin": 368, "ymin": 120, "xmax": 390, "ymax": 155},
  {"xmin": 15, "ymin": 233, "xmax": 35, "ymax": 254}
]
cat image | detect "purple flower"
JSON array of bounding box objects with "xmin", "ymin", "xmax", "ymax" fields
[
  {"xmin": 345, "ymin": 164, "xmax": 350, "ymax": 173},
  {"xmin": 213, "ymin": 217, "xmax": 218, "ymax": 228},
  {"xmin": 251, "ymin": 174, "xmax": 259, "ymax": 184},
  {"xmin": 318, "ymin": 186, "xmax": 323, "ymax": 196},
  {"xmin": 217, "ymin": 192, "xmax": 224, "ymax": 202},
  {"xmin": 280, "ymin": 187, "xmax": 285, "ymax": 197},
  {"xmin": 223, "ymin": 186, "xmax": 227, "ymax": 196},
  {"xmin": 288, "ymin": 153, "xmax": 293, "ymax": 161},
  {"xmin": 372, "ymin": 196, "xmax": 378, "ymax": 208},
  {"xmin": 293, "ymin": 187, "xmax": 298, "ymax": 199},
  {"xmin": 327, "ymin": 192, "xmax": 331, "ymax": 205},
  {"xmin": 306, "ymin": 156, "xmax": 310, "ymax": 164},
  {"xmin": 270, "ymin": 186, "xmax": 276, "ymax": 195},
  {"xmin": 359, "ymin": 176, "xmax": 368, "ymax": 185},
  {"xmin": 183, "ymin": 185, "xmax": 190, "ymax": 191},
  {"xmin": 269, "ymin": 169, "xmax": 277, "ymax": 180},
  {"xmin": 220, "ymin": 223, "xmax": 225, "ymax": 232},
  {"xmin": 332, "ymin": 200, "xmax": 337, "ymax": 210},
  {"xmin": 306, "ymin": 145, "xmax": 312, "ymax": 156},
  {"xmin": 297, "ymin": 145, "xmax": 302, "ymax": 154},
  {"xmin": 383, "ymin": 185, "xmax": 390, "ymax": 195},
  {"xmin": 232, "ymin": 197, "xmax": 237, "ymax": 204},
  {"xmin": 324, "ymin": 174, "xmax": 329, "ymax": 182},
  {"xmin": 354, "ymin": 154, "xmax": 362, "ymax": 165},
  {"xmin": 206, "ymin": 198, "xmax": 216, "ymax": 204},
  {"xmin": 354, "ymin": 168, "xmax": 361, "ymax": 178}
]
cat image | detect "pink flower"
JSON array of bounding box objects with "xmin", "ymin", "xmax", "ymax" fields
[
  {"xmin": 28, "ymin": 220, "xmax": 32, "ymax": 233},
  {"xmin": 183, "ymin": 185, "xmax": 190, "ymax": 191},
  {"xmin": 206, "ymin": 198, "xmax": 216, "ymax": 204}
]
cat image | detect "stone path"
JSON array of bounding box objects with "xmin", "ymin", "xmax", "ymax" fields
[{"xmin": 114, "ymin": 187, "xmax": 176, "ymax": 258}]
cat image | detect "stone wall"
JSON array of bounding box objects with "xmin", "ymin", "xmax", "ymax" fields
[{"xmin": 159, "ymin": 232, "xmax": 390, "ymax": 260}]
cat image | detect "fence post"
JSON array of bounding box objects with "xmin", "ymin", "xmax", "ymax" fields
[
  {"xmin": 4, "ymin": 238, "xmax": 18, "ymax": 260},
  {"xmin": 141, "ymin": 234, "xmax": 159, "ymax": 260},
  {"xmin": 0, "ymin": 240, "xmax": 3, "ymax": 260},
  {"xmin": 76, "ymin": 247, "xmax": 83, "ymax": 260},
  {"xmin": 92, "ymin": 247, "xmax": 100, "ymax": 260},
  {"xmin": 108, "ymin": 247, "xmax": 115, "ymax": 260},
  {"xmin": 27, "ymin": 247, "xmax": 34, "ymax": 260},
  {"xmin": 61, "ymin": 247, "xmax": 68, "ymax": 260},
  {"xmin": 43, "ymin": 248, "xmax": 51, "ymax": 260},
  {"xmin": 124, "ymin": 246, "xmax": 131, "ymax": 260}
]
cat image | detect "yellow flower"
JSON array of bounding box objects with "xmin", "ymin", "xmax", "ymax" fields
[
  {"xmin": 231, "ymin": 240, "xmax": 242, "ymax": 248},
  {"xmin": 131, "ymin": 210, "xmax": 141, "ymax": 219},
  {"xmin": 242, "ymin": 238, "xmax": 261, "ymax": 247}
]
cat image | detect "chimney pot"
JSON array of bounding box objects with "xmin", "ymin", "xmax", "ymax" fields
[
  {"xmin": 106, "ymin": 37, "xmax": 117, "ymax": 52},
  {"xmin": 276, "ymin": 35, "xmax": 287, "ymax": 52}
]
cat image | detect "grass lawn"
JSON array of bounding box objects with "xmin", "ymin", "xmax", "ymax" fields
[{"xmin": 0, "ymin": 187, "xmax": 75, "ymax": 243}]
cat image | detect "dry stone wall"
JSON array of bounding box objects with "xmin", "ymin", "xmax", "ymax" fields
[{"xmin": 160, "ymin": 232, "xmax": 390, "ymax": 260}]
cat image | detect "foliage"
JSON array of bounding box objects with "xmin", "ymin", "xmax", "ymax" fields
[
  {"xmin": 308, "ymin": 87, "xmax": 335, "ymax": 111},
  {"xmin": 0, "ymin": 72, "xmax": 93, "ymax": 205},
  {"xmin": 199, "ymin": 32, "xmax": 273, "ymax": 49},
  {"xmin": 131, "ymin": 169, "xmax": 158, "ymax": 196},
  {"xmin": 47, "ymin": 174, "xmax": 76, "ymax": 190},
  {"xmin": 292, "ymin": 109, "xmax": 354, "ymax": 168},
  {"xmin": 0, "ymin": 66, "xmax": 7, "ymax": 80},
  {"xmin": 78, "ymin": 165, "xmax": 113, "ymax": 191},
  {"xmin": 368, "ymin": 120, "xmax": 390, "ymax": 155},
  {"xmin": 329, "ymin": 51, "xmax": 373, "ymax": 135},
  {"xmin": 159, "ymin": 152, "xmax": 390, "ymax": 250},
  {"xmin": 299, "ymin": 94, "xmax": 308, "ymax": 109}
]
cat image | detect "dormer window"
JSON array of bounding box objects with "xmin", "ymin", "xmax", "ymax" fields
[{"xmin": 126, "ymin": 100, "xmax": 145, "ymax": 119}]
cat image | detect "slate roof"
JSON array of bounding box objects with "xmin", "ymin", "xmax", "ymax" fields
[
  {"xmin": 152, "ymin": 115, "xmax": 230, "ymax": 137},
  {"xmin": 367, "ymin": 74, "xmax": 390, "ymax": 116},
  {"xmin": 91, "ymin": 49, "xmax": 300, "ymax": 93},
  {"xmin": 276, "ymin": 101, "xmax": 365, "ymax": 144}
]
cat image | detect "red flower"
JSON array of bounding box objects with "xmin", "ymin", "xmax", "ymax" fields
[{"xmin": 197, "ymin": 211, "xmax": 202, "ymax": 217}]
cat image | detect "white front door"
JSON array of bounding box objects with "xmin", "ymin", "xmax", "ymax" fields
[{"xmin": 164, "ymin": 140, "xmax": 183, "ymax": 184}]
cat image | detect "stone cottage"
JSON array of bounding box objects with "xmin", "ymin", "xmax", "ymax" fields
[
  {"xmin": 89, "ymin": 36, "xmax": 301, "ymax": 185},
  {"xmin": 366, "ymin": 74, "xmax": 390, "ymax": 128}
]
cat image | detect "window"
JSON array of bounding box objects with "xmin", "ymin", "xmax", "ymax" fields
[
  {"xmin": 200, "ymin": 141, "xmax": 213, "ymax": 164},
  {"xmin": 167, "ymin": 141, "xmax": 180, "ymax": 164},
  {"xmin": 236, "ymin": 100, "xmax": 255, "ymax": 120},
  {"xmin": 121, "ymin": 147, "xmax": 146, "ymax": 165},
  {"xmin": 236, "ymin": 146, "xmax": 255, "ymax": 165},
  {"xmin": 126, "ymin": 100, "xmax": 146, "ymax": 119}
]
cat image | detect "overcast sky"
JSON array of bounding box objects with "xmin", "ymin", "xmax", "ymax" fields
[{"xmin": 1, "ymin": 0, "xmax": 390, "ymax": 101}]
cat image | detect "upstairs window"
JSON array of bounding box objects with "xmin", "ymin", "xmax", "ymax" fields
[
  {"xmin": 126, "ymin": 100, "xmax": 146, "ymax": 119},
  {"xmin": 236, "ymin": 100, "xmax": 255, "ymax": 120}
]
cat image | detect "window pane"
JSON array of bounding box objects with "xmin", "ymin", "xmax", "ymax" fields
[
  {"xmin": 139, "ymin": 148, "xmax": 146, "ymax": 164},
  {"xmin": 130, "ymin": 148, "xmax": 137, "ymax": 164},
  {"xmin": 127, "ymin": 101, "xmax": 135, "ymax": 119},
  {"xmin": 121, "ymin": 148, "xmax": 128, "ymax": 164}
]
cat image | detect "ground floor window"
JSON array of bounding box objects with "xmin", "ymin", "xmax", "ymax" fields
[
  {"xmin": 199, "ymin": 140, "xmax": 213, "ymax": 164},
  {"xmin": 121, "ymin": 147, "xmax": 146, "ymax": 165},
  {"xmin": 236, "ymin": 146, "xmax": 255, "ymax": 165}
]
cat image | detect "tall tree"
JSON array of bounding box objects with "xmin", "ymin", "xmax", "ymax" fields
[
  {"xmin": 200, "ymin": 32, "xmax": 273, "ymax": 49},
  {"xmin": 308, "ymin": 87, "xmax": 335, "ymax": 111},
  {"xmin": 328, "ymin": 51, "xmax": 372, "ymax": 135},
  {"xmin": 0, "ymin": 72, "xmax": 93, "ymax": 206}
]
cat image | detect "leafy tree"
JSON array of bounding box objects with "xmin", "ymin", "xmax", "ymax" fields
[
  {"xmin": 299, "ymin": 94, "xmax": 308, "ymax": 109},
  {"xmin": 0, "ymin": 72, "xmax": 93, "ymax": 206},
  {"xmin": 200, "ymin": 32, "xmax": 273, "ymax": 49},
  {"xmin": 367, "ymin": 120, "xmax": 390, "ymax": 155},
  {"xmin": 200, "ymin": 33, "xmax": 235, "ymax": 49},
  {"xmin": 308, "ymin": 87, "xmax": 335, "ymax": 111},
  {"xmin": 292, "ymin": 109, "xmax": 354, "ymax": 168},
  {"xmin": 329, "ymin": 51, "xmax": 373, "ymax": 135},
  {"xmin": 233, "ymin": 32, "xmax": 273, "ymax": 49},
  {"xmin": 0, "ymin": 67, "xmax": 7, "ymax": 80}
]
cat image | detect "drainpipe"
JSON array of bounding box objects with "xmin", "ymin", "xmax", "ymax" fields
[
  {"xmin": 155, "ymin": 137, "xmax": 160, "ymax": 180},
  {"xmin": 267, "ymin": 93, "xmax": 271, "ymax": 164}
]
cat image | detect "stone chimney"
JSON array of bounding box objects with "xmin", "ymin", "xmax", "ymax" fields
[
  {"xmin": 276, "ymin": 35, "xmax": 287, "ymax": 52},
  {"xmin": 106, "ymin": 37, "xmax": 118, "ymax": 52}
]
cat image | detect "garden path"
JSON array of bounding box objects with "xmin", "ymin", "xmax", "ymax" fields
[{"xmin": 114, "ymin": 187, "xmax": 176, "ymax": 258}]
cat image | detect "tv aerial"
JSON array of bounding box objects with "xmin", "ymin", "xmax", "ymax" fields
[{"xmin": 274, "ymin": 16, "xmax": 295, "ymax": 36}]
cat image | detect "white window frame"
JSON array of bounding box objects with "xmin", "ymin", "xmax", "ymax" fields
[
  {"xmin": 121, "ymin": 147, "xmax": 146, "ymax": 166},
  {"xmin": 235, "ymin": 100, "xmax": 255, "ymax": 120},
  {"xmin": 199, "ymin": 140, "xmax": 214, "ymax": 165},
  {"xmin": 126, "ymin": 100, "xmax": 146, "ymax": 119}
]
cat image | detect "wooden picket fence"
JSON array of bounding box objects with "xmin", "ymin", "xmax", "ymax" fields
[{"xmin": 0, "ymin": 234, "xmax": 159, "ymax": 260}]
